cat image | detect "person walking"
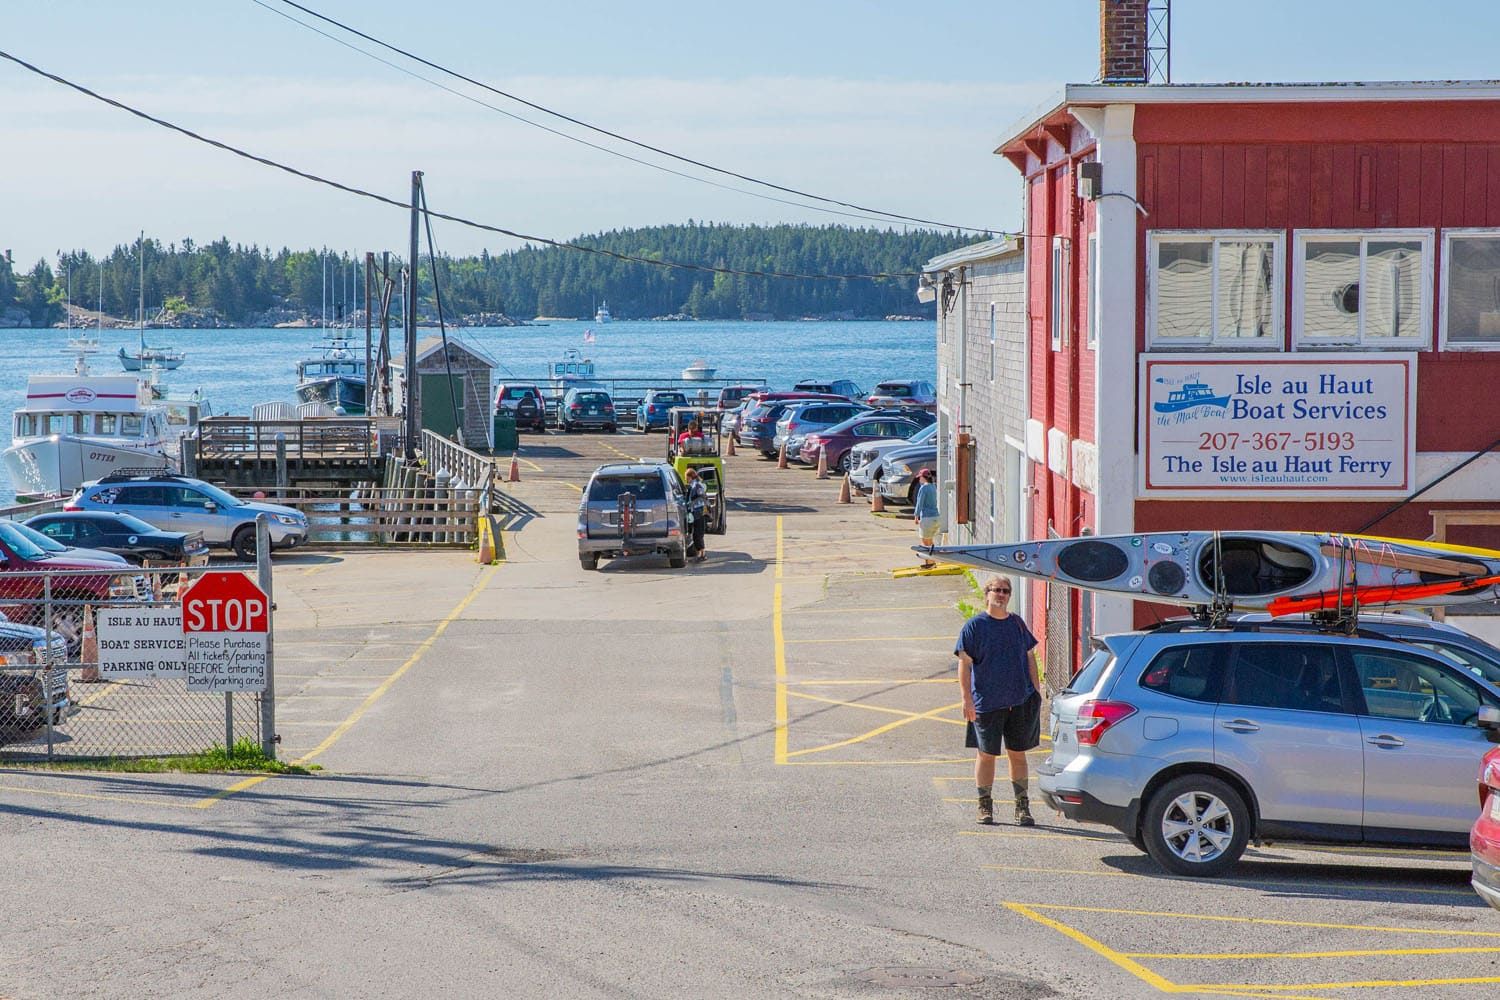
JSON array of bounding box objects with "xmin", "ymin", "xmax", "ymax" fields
[
  {"xmin": 913, "ymin": 468, "xmax": 940, "ymax": 568},
  {"xmin": 684, "ymin": 467, "xmax": 708, "ymax": 562},
  {"xmin": 955, "ymin": 575, "xmax": 1042, "ymax": 826}
]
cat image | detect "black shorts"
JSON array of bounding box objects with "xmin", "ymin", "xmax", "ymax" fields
[{"xmin": 965, "ymin": 692, "xmax": 1042, "ymax": 755}]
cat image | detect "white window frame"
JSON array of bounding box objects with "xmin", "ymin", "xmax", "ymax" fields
[
  {"xmin": 988, "ymin": 302, "xmax": 998, "ymax": 381},
  {"xmin": 1050, "ymin": 237, "xmax": 1067, "ymax": 351},
  {"xmin": 1440, "ymin": 228, "xmax": 1500, "ymax": 351},
  {"xmin": 1293, "ymin": 228, "xmax": 1434, "ymax": 350},
  {"xmin": 1087, "ymin": 232, "xmax": 1099, "ymax": 350},
  {"xmin": 1146, "ymin": 229, "xmax": 1286, "ymax": 351}
]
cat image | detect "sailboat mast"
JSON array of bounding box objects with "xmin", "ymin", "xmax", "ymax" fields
[{"xmin": 138, "ymin": 230, "xmax": 146, "ymax": 352}]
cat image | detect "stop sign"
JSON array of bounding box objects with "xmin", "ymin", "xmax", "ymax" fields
[{"xmin": 181, "ymin": 572, "xmax": 269, "ymax": 633}]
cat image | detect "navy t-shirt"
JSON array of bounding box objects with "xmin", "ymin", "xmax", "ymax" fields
[{"xmin": 955, "ymin": 613, "xmax": 1038, "ymax": 712}]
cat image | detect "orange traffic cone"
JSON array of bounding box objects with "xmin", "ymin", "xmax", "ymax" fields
[
  {"xmin": 777, "ymin": 441, "xmax": 789, "ymax": 469},
  {"xmin": 507, "ymin": 454, "xmax": 521, "ymax": 483},
  {"xmin": 837, "ymin": 473, "xmax": 851, "ymax": 504},
  {"xmin": 80, "ymin": 604, "xmax": 100, "ymax": 682},
  {"xmin": 871, "ymin": 489, "xmax": 886, "ymax": 513},
  {"xmin": 725, "ymin": 434, "xmax": 736, "ymax": 457},
  {"xmin": 815, "ymin": 446, "xmax": 830, "ymax": 480}
]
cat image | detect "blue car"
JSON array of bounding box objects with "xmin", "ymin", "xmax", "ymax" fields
[{"xmin": 636, "ymin": 389, "xmax": 689, "ymax": 432}]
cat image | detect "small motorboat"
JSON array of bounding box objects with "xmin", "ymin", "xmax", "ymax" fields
[
  {"xmin": 682, "ymin": 359, "xmax": 717, "ymax": 381},
  {"xmin": 595, "ymin": 299, "xmax": 612, "ymax": 324}
]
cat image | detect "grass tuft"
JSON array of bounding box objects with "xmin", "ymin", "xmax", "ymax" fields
[
  {"xmin": 11, "ymin": 737, "xmax": 318, "ymax": 775},
  {"xmin": 956, "ymin": 568, "xmax": 983, "ymax": 619}
]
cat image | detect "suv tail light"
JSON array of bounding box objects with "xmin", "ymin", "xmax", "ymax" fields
[
  {"xmin": 1074, "ymin": 700, "xmax": 1137, "ymax": 746},
  {"xmin": 63, "ymin": 503, "xmax": 81, "ymax": 511}
]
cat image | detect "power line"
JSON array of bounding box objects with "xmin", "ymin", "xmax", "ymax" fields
[
  {"xmin": 249, "ymin": 0, "xmax": 953, "ymax": 230},
  {"xmin": 0, "ymin": 47, "xmax": 937, "ymax": 282},
  {"xmin": 264, "ymin": 0, "xmax": 995, "ymax": 234}
]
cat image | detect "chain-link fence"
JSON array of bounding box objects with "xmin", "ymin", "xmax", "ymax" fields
[{"xmin": 0, "ymin": 563, "xmax": 267, "ymax": 761}]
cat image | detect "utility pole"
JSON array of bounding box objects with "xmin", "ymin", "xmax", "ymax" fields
[
  {"xmin": 405, "ymin": 170, "xmax": 423, "ymax": 458},
  {"xmin": 364, "ymin": 251, "xmax": 373, "ymax": 419}
]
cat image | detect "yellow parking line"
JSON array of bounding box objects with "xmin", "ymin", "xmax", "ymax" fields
[
  {"xmin": 1191, "ymin": 976, "xmax": 1500, "ymax": 991},
  {"xmin": 785, "ymin": 757, "xmax": 971, "ymax": 766},
  {"xmin": 784, "ymin": 701, "xmax": 963, "ymax": 759},
  {"xmin": 301, "ymin": 563, "xmax": 332, "ymax": 576},
  {"xmin": 785, "ymin": 604, "xmax": 954, "ymax": 615},
  {"xmin": 985, "ymin": 864, "xmax": 1127, "ymax": 876},
  {"xmin": 1018, "ymin": 904, "xmax": 1500, "ymax": 939},
  {"xmin": 1133, "ymin": 946, "xmax": 1500, "ymax": 960},
  {"xmin": 1003, "ymin": 902, "xmax": 1179, "ymax": 993},
  {"xmin": 192, "ymin": 564, "xmax": 500, "ymax": 808},
  {"xmin": 962, "ymin": 829, "xmax": 1127, "ymax": 842},
  {"xmin": 784, "ymin": 634, "xmax": 952, "ymax": 644},
  {"xmin": 562, "ymin": 482, "xmax": 582, "ymax": 493},
  {"xmin": 980, "ymin": 863, "xmax": 1473, "ymax": 899},
  {"xmin": 787, "ymin": 688, "xmax": 967, "ymax": 726},
  {"xmin": 73, "ymin": 680, "xmax": 124, "ymax": 708},
  {"xmin": 773, "ymin": 515, "xmax": 787, "ymax": 765},
  {"xmin": 0, "ymin": 782, "xmax": 200, "ymax": 809},
  {"xmin": 786, "ymin": 678, "xmax": 954, "ymax": 685},
  {"xmin": 511, "ymin": 456, "xmax": 543, "ymax": 472}
]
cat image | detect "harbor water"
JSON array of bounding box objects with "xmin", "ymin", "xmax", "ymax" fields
[{"xmin": 0, "ymin": 319, "xmax": 935, "ymax": 501}]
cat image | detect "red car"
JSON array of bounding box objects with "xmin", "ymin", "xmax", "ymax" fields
[
  {"xmin": 798, "ymin": 412, "xmax": 929, "ymax": 472},
  {"xmin": 0, "ymin": 520, "xmax": 129, "ymax": 627},
  {"xmin": 1474, "ymin": 706, "xmax": 1500, "ymax": 910}
]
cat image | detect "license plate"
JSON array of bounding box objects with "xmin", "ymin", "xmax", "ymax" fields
[{"xmin": 587, "ymin": 407, "xmax": 600, "ymax": 414}]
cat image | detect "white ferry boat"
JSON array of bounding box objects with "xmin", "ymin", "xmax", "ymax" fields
[
  {"xmin": 2, "ymin": 340, "xmax": 209, "ymax": 501},
  {"xmin": 594, "ymin": 299, "xmax": 612, "ymax": 324}
]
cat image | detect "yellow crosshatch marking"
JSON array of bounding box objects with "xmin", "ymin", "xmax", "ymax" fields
[{"xmin": 1004, "ymin": 901, "xmax": 1500, "ymax": 997}]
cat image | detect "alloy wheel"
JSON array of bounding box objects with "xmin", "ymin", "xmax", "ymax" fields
[{"xmin": 1159, "ymin": 791, "xmax": 1234, "ymax": 864}]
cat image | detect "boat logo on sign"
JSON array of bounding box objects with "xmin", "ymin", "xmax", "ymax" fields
[
  {"xmin": 1152, "ymin": 375, "xmax": 1230, "ymax": 417},
  {"xmin": 65, "ymin": 387, "xmax": 96, "ymax": 404}
]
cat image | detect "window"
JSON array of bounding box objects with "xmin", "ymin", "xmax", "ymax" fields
[
  {"xmin": 988, "ymin": 303, "xmax": 998, "ymax": 380},
  {"xmin": 1148, "ymin": 231, "xmax": 1283, "ymax": 348},
  {"xmin": 1087, "ymin": 232, "xmax": 1099, "ymax": 349},
  {"xmin": 1050, "ymin": 238, "xmax": 1068, "ymax": 350},
  {"xmin": 1295, "ymin": 230, "xmax": 1431, "ymax": 347},
  {"xmin": 988, "ymin": 478, "xmax": 997, "ymax": 541},
  {"xmin": 121, "ymin": 415, "xmax": 144, "ymax": 436},
  {"xmin": 1350, "ymin": 648, "xmax": 1494, "ymax": 726},
  {"xmin": 1411, "ymin": 639, "xmax": 1500, "ymax": 687},
  {"xmin": 1066, "ymin": 648, "xmax": 1115, "ymax": 696},
  {"xmin": 1223, "ymin": 643, "xmax": 1345, "ymax": 713},
  {"xmin": 96, "ymin": 413, "xmax": 117, "ymax": 434},
  {"xmin": 1139, "ymin": 644, "xmax": 1225, "ymax": 703},
  {"xmin": 1442, "ymin": 230, "xmax": 1500, "ymax": 348},
  {"xmin": 588, "ymin": 476, "xmax": 665, "ymax": 502},
  {"xmin": 37, "ymin": 522, "xmax": 72, "ymax": 542}
]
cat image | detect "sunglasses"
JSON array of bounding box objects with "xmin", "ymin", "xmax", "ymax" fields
[{"xmin": 985, "ymin": 588, "xmax": 1012, "ymax": 596}]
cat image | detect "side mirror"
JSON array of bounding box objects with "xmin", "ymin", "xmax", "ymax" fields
[
  {"xmin": 203, "ymin": 501, "xmax": 217, "ymax": 513},
  {"xmin": 1480, "ymin": 704, "xmax": 1500, "ymax": 744}
]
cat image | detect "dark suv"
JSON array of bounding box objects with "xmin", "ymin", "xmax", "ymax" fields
[
  {"xmin": 793, "ymin": 379, "xmax": 863, "ymax": 400},
  {"xmin": 495, "ymin": 383, "xmax": 547, "ymax": 432},
  {"xmin": 577, "ymin": 463, "xmax": 687, "ymax": 570}
]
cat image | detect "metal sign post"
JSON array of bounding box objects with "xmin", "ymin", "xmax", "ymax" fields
[{"xmin": 256, "ymin": 515, "xmax": 277, "ymax": 759}]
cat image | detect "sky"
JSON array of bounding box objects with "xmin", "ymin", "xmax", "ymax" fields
[{"xmin": 4, "ymin": 0, "xmax": 1500, "ymax": 268}]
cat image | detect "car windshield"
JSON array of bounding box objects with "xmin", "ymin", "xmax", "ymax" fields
[
  {"xmin": 0, "ymin": 521, "xmax": 52, "ymax": 560},
  {"xmin": 192, "ymin": 481, "xmax": 243, "ymax": 507},
  {"xmin": 910, "ymin": 425, "xmax": 938, "ymax": 443},
  {"xmin": 575, "ymin": 392, "xmax": 609, "ymax": 404},
  {"xmin": 13, "ymin": 522, "xmax": 66, "ymax": 553},
  {"xmin": 875, "ymin": 383, "xmax": 915, "ymax": 397},
  {"xmin": 588, "ymin": 475, "xmax": 665, "ymax": 502}
]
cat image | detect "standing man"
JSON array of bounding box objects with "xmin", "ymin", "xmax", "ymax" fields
[
  {"xmin": 684, "ymin": 466, "xmax": 708, "ymax": 562},
  {"xmin": 955, "ymin": 575, "xmax": 1042, "ymax": 826},
  {"xmin": 913, "ymin": 468, "xmax": 940, "ymax": 568}
]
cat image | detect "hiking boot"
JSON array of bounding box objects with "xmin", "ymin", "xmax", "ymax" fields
[
  {"xmin": 1014, "ymin": 792, "xmax": 1035, "ymax": 827},
  {"xmin": 976, "ymin": 793, "xmax": 994, "ymax": 825}
]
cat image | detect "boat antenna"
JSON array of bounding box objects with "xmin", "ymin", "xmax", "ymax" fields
[{"xmin": 138, "ymin": 230, "xmax": 146, "ymax": 355}]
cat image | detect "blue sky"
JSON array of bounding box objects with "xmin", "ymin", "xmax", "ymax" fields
[{"xmin": 3, "ymin": 0, "xmax": 1499, "ymax": 266}]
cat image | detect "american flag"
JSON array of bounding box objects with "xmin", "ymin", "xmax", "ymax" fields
[{"xmin": 583, "ymin": 329, "xmax": 596, "ymax": 344}]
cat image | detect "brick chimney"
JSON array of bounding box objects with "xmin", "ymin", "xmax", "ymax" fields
[{"xmin": 1100, "ymin": 0, "xmax": 1149, "ymax": 84}]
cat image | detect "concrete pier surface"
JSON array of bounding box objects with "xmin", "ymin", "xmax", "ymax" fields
[{"xmin": 0, "ymin": 433, "xmax": 1485, "ymax": 999}]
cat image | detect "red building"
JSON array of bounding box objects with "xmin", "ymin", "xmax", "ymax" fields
[{"xmin": 993, "ymin": 0, "xmax": 1500, "ymax": 672}]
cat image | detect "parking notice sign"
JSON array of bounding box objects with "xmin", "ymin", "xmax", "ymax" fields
[
  {"xmin": 97, "ymin": 607, "xmax": 185, "ymax": 679},
  {"xmin": 181, "ymin": 572, "xmax": 269, "ymax": 692}
]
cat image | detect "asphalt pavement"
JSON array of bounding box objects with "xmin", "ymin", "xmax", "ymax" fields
[{"xmin": 0, "ymin": 431, "xmax": 1492, "ymax": 999}]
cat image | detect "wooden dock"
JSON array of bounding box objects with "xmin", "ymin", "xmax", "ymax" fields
[{"xmin": 185, "ymin": 416, "xmax": 401, "ymax": 489}]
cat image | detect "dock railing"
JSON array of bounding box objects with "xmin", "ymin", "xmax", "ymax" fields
[
  {"xmin": 228, "ymin": 485, "xmax": 482, "ymax": 546},
  {"xmin": 419, "ymin": 429, "xmax": 496, "ymax": 505}
]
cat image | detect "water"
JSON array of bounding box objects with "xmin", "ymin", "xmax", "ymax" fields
[{"xmin": 0, "ymin": 320, "xmax": 935, "ymax": 501}]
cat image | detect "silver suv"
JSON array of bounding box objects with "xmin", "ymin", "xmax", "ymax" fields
[
  {"xmin": 577, "ymin": 463, "xmax": 688, "ymax": 570},
  {"xmin": 67, "ymin": 474, "xmax": 308, "ymax": 561},
  {"xmin": 1040, "ymin": 619, "xmax": 1500, "ymax": 876}
]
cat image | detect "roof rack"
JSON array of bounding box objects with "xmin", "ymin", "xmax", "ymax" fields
[
  {"xmin": 1143, "ymin": 618, "xmax": 1406, "ymax": 642},
  {"xmin": 98, "ymin": 470, "xmax": 192, "ymax": 484}
]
